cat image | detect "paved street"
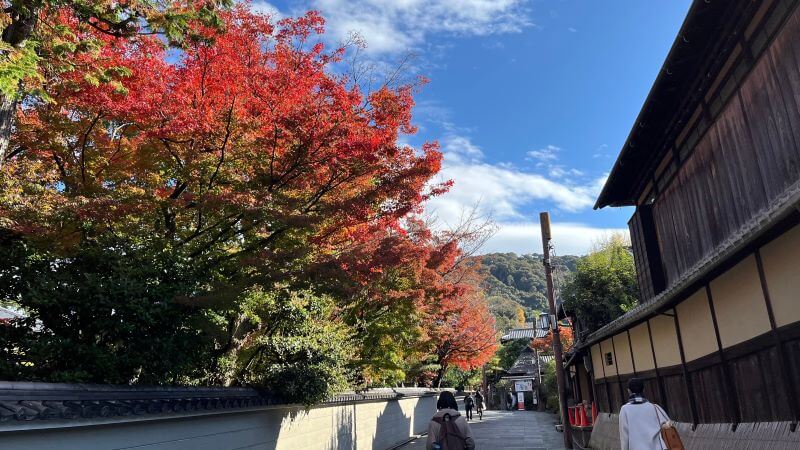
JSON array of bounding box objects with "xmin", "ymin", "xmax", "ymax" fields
[{"xmin": 399, "ymin": 409, "xmax": 567, "ymax": 450}]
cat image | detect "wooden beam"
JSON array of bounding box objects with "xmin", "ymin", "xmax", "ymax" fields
[
  {"xmin": 706, "ymin": 285, "xmax": 742, "ymax": 430},
  {"xmin": 587, "ymin": 354, "xmax": 596, "ymax": 404},
  {"xmin": 610, "ymin": 335, "xmax": 625, "ymax": 406},
  {"xmin": 627, "ymin": 330, "xmax": 638, "ymax": 376},
  {"xmin": 672, "ymin": 308, "xmax": 699, "ymax": 427},
  {"xmin": 646, "ymin": 320, "xmax": 668, "ymax": 411},
  {"xmin": 597, "ymin": 343, "xmax": 612, "ymax": 413},
  {"xmin": 755, "ymin": 249, "xmax": 798, "ymax": 429}
]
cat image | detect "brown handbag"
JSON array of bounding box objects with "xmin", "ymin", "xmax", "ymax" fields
[{"xmin": 653, "ymin": 404, "xmax": 685, "ymax": 450}]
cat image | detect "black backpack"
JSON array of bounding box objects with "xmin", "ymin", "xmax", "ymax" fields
[
  {"xmin": 464, "ymin": 396, "xmax": 474, "ymax": 408},
  {"xmin": 433, "ymin": 413, "xmax": 468, "ymax": 450}
]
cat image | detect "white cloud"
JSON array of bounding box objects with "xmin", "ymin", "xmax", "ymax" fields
[
  {"xmin": 479, "ymin": 222, "xmax": 628, "ymax": 255},
  {"xmin": 292, "ymin": 0, "xmax": 533, "ymax": 54},
  {"xmin": 567, "ymin": 27, "xmax": 578, "ymax": 33},
  {"xmin": 548, "ymin": 166, "xmax": 583, "ymax": 179},
  {"xmin": 250, "ymin": 1, "xmax": 284, "ymax": 19},
  {"xmin": 527, "ymin": 144, "xmax": 561, "ymax": 161},
  {"xmin": 424, "ymin": 135, "xmax": 615, "ymax": 255},
  {"xmin": 441, "ymin": 135, "xmax": 484, "ymax": 161},
  {"xmin": 426, "ymin": 137, "xmax": 599, "ymax": 224}
]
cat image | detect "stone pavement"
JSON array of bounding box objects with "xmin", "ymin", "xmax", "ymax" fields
[{"xmin": 399, "ymin": 409, "xmax": 568, "ymax": 450}]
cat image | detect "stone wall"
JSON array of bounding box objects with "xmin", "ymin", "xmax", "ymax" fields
[
  {"xmin": 588, "ymin": 413, "xmax": 800, "ymax": 450},
  {"xmin": 0, "ymin": 393, "xmax": 437, "ymax": 450}
]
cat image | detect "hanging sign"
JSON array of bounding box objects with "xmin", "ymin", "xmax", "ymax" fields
[{"xmin": 514, "ymin": 379, "xmax": 533, "ymax": 392}]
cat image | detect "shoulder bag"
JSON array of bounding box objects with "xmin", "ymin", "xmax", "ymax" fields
[{"xmin": 653, "ymin": 404, "xmax": 685, "ymax": 450}]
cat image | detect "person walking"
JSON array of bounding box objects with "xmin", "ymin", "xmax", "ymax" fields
[
  {"xmin": 619, "ymin": 377, "xmax": 670, "ymax": 450},
  {"xmin": 474, "ymin": 390, "xmax": 484, "ymax": 420},
  {"xmin": 506, "ymin": 391, "xmax": 515, "ymax": 411},
  {"xmin": 426, "ymin": 391, "xmax": 475, "ymax": 450},
  {"xmin": 464, "ymin": 392, "xmax": 474, "ymax": 421}
]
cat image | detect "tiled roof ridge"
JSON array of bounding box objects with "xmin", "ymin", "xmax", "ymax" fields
[{"xmin": 0, "ymin": 382, "xmax": 438, "ymax": 424}]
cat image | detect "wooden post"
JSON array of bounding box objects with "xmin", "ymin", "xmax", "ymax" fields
[
  {"xmin": 755, "ymin": 250, "xmax": 798, "ymax": 429},
  {"xmin": 706, "ymin": 285, "xmax": 741, "ymax": 429},
  {"xmin": 671, "ymin": 310, "xmax": 699, "ymax": 426},
  {"xmin": 540, "ymin": 212, "xmax": 573, "ymax": 449},
  {"xmin": 481, "ymin": 364, "xmax": 488, "ymax": 408}
]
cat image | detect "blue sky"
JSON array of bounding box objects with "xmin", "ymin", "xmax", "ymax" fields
[{"xmin": 254, "ymin": 0, "xmax": 692, "ymax": 255}]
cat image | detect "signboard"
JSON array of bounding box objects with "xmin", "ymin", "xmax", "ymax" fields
[{"xmin": 514, "ymin": 379, "xmax": 533, "ymax": 392}]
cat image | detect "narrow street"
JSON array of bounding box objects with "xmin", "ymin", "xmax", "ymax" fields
[{"xmin": 400, "ymin": 409, "xmax": 567, "ymax": 450}]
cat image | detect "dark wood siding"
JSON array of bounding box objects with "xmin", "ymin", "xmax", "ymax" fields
[
  {"xmin": 661, "ymin": 373, "xmax": 692, "ymax": 423},
  {"xmin": 689, "ymin": 364, "xmax": 730, "ymax": 423},
  {"xmin": 784, "ymin": 337, "xmax": 800, "ymax": 415},
  {"xmin": 728, "ymin": 346, "xmax": 792, "ymax": 422},
  {"xmin": 629, "ymin": 206, "xmax": 666, "ymax": 302},
  {"xmin": 651, "ymin": 7, "xmax": 800, "ymax": 287},
  {"xmin": 594, "ymin": 380, "xmax": 609, "ymax": 413}
]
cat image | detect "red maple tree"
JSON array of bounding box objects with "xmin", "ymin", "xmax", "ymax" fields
[
  {"xmin": 530, "ymin": 325, "xmax": 574, "ymax": 353},
  {"xmin": 0, "ymin": 4, "xmax": 499, "ymax": 386}
]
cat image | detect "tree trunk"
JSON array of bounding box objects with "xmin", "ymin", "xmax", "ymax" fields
[
  {"xmin": 0, "ymin": 93, "xmax": 16, "ymax": 165},
  {"xmin": 434, "ymin": 365, "xmax": 446, "ymax": 388},
  {"xmin": 0, "ymin": 1, "xmax": 39, "ymax": 167}
]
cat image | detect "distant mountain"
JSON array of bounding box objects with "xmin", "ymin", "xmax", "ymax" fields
[{"xmin": 474, "ymin": 252, "xmax": 579, "ymax": 333}]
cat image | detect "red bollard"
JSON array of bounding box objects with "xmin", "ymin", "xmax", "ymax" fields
[
  {"xmin": 568, "ymin": 406, "xmax": 575, "ymax": 426},
  {"xmin": 578, "ymin": 405, "xmax": 589, "ymax": 427}
]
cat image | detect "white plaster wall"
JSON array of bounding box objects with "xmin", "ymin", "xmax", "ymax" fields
[{"xmin": 0, "ymin": 395, "xmax": 437, "ymax": 450}]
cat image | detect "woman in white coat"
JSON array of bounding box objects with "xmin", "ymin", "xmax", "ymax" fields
[{"xmin": 619, "ymin": 378, "xmax": 670, "ymax": 450}]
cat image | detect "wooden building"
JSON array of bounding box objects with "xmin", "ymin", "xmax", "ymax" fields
[{"xmin": 573, "ymin": 1, "xmax": 800, "ymax": 448}]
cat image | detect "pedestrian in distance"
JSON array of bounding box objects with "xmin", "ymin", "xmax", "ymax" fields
[
  {"xmin": 506, "ymin": 391, "xmax": 515, "ymax": 411},
  {"xmin": 426, "ymin": 391, "xmax": 475, "ymax": 450},
  {"xmin": 464, "ymin": 392, "xmax": 474, "ymax": 420},
  {"xmin": 619, "ymin": 377, "xmax": 672, "ymax": 450},
  {"xmin": 474, "ymin": 389, "xmax": 484, "ymax": 420}
]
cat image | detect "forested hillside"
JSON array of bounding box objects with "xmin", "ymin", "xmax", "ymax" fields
[{"xmin": 476, "ymin": 253, "xmax": 579, "ymax": 332}]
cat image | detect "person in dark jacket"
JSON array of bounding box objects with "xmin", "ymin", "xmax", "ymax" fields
[
  {"xmin": 474, "ymin": 390, "xmax": 484, "ymax": 420},
  {"xmin": 464, "ymin": 393, "xmax": 474, "ymax": 420},
  {"xmin": 426, "ymin": 391, "xmax": 475, "ymax": 450}
]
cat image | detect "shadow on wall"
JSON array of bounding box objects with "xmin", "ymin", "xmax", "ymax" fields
[
  {"xmin": 412, "ymin": 395, "xmax": 433, "ymax": 438},
  {"xmin": 0, "ymin": 395, "xmax": 437, "ymax": 450},
  {"xmin": 329, "ymin": 403, "xmax": 355, "ymax": 449},
  {"xmin": 371, "ymin": 398, "xmax": 413, "ymax": 450}
]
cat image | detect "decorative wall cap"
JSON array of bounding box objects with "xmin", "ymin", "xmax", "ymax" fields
[{"xmin": 0, "ymin": 381, "xmax": 438, "ymax": 425}]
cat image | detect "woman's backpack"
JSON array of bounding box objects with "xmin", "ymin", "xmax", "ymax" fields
[{"xmin": 432, "ymin": 413, "xmax": 467, "ymax": 450}]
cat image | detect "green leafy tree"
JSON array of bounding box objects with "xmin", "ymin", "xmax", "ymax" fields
[
  {"xmin": 478, "ymin": 252, "xmax": 577, "ymax": 311},
  {"xmin": 0, "ymin": 233, "xmax": 212, "ymax": 384},
  {"xmin": 441, "ymin": 366, "xmax": 481, "ymax": 390},
  {"xmin": 496, "ymin": 339, "xmax": 529, "ymax": 371},
  {"xmin": 562, "ymin": 234, "xmax": 638, "ymax": 334},
  {"xmin": 542, "ymin": 360, "xmax": 560, "ymax": 414},
  {"xmin": 221, "ymin": 287, "xmax": 351, "ymax": 406}
]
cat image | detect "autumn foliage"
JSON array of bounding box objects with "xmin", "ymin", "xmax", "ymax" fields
[
  {"xmin": 530, "ymin": 325, "xmax": 574, "ymax": 353},
  {"xmin": 0, "ymin": 4, "xmax": 496, "ymax": 398}
]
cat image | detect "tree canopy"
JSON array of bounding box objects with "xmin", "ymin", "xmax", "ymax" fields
[
  {"xmin": 0, "ymin": 1, "xmax": 233, "ymax": 163},
  {"xmin": 0, "ymin": 5, "xmax": 497, "ymax": 403},
  {"xmin": 561, "ymin": 235, "xmax": 638, "ymax": 336}
]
